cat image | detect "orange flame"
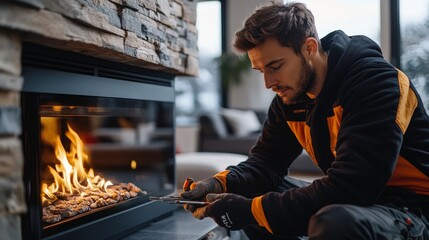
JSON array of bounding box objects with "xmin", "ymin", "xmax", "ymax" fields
[{"xmin": 42, "ymin": 124, "xmax": 112, "ymax": 204}]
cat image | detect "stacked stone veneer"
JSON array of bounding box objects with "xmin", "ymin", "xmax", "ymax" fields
[{"xmin": 0, "ymin": 0, "xmax": 198, "ymax": 239}]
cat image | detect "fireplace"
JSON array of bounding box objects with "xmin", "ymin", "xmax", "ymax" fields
[
  {"xmin": 0, "ymin": 1, "xmax": 198, "ymax": 238},
  {"xmin": 20, "ymin": 44, "xmax": 178, "ymax": 240}
]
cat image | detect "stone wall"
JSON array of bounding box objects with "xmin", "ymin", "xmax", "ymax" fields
[
  {"xmin": 0, "ymin": 0, "xmax": 198, "ymax": 239},
  {"xmin": 0, "ymin": 28, "xmax": 26, "ymax": 240}
]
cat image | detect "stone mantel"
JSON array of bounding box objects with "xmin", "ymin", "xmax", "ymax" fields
[
  {"xmin": 0, "ymin": 0, "xmax": 198, "ymax": 239},
  {"xmin": 0, "ymin": 0, "xmax": 198, "ymax": 76}
]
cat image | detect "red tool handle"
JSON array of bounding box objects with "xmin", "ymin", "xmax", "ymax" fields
[{"xmin": 182, "ymin": 177, "xmax": 194, "ymax": 192}]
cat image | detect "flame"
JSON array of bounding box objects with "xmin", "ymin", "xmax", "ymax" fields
[
  {"xmin": 131, "ymin": 160, "xmax": 137, "ymax": 170},
  {"xmin": 42, "ymin": 124, "xmax": 113, "ymax": 204}
]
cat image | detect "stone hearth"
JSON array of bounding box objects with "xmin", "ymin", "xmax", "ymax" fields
[{"xmin": 0, "ymin": 0, "xmax": 198, "ymax": 239}]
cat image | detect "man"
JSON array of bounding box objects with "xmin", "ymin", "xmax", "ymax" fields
[{"xmin": 181, "ymin": 2, "xmax": 429, "ymax": 239}]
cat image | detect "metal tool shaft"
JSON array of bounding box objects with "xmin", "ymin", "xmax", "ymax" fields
[
  {"xmin": 173, "ymin": 200, "xmax": 209, "ymax": 205},
  {"xmin": 149, "ymin": 196, "xmax": 209, "ymax": 205}
]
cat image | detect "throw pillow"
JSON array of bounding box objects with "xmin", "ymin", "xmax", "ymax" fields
[{"xmin": 221, "ymin": 109, "xmax": 261, "ymax": 137}]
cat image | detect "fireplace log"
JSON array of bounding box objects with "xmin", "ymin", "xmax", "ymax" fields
[{"xmin": 42, "ymin": 183, "xmax": 142, "ymax": 224}]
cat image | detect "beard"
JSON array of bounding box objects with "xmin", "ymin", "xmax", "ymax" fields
[{"xmin": 281, "ymin": 56, "xmax": 315, "ymax": 105}]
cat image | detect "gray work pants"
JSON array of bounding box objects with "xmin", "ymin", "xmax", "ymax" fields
[{"xmin": 243, "ymin": 177, "xmax": 429, "ymax": 240}]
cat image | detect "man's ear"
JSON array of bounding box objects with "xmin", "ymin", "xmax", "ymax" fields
[{"xmin": 302, "ymin": 37, "xmax": 318, "ymax": 59}]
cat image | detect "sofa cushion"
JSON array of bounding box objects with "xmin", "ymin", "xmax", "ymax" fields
[
  {"xmin": 199, "ymin": 113, "xmax": 229, "ymax": 138},
  {"xmin": 176, "ymin": 152, "xmax": 248, "ymax": 183},
  {"xmin": 221, "ymin": 109, "xmax": 261, "ymax": 137}
]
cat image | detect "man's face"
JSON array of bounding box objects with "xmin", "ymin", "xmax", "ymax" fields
[{"xmin": 248, "ymin": 38, "xmax": 315, "ymax": 105}]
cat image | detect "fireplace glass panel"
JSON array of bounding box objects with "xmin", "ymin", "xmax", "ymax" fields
[
  {"xmin": 39, "ymin": 93, "xmax": 175, "ymax": 223},
  {"xmin": 27, "ymin": 93, "xmax": 175, "ymax": 236},
  {"xmin": 21, "ymin": 44, "xmax": 177, "ymax": 239}
]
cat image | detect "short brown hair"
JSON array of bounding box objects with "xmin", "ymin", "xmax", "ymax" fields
[{"xmin": 233, "ymin": 2, "xmax": 319, "ymax": 54}]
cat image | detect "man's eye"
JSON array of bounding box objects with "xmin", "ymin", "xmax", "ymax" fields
[{"xmin": 270, "ymin": 64, "xmax": 282, "ymax": 70}]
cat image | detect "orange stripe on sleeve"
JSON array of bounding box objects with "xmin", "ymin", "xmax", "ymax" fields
[
  {"xmin": 214, "ymin": 170, "xmax": 230, "ymax": 193},
  {"xmin": 251, "ymin": 195, "xmax": 273, "ymax": 234},
  {"xmin": 395, "ymin": 70, "xmax": 418, "ymax": 133}
]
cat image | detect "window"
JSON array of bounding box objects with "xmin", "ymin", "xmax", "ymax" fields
[
  {"xmin": 175, "ymin": 1, "xmax": 222, "ymax": 125},
  {"xmin": 399, "ymin": 0, "xmax": 429, "ymax": 111},
  {"xmin": 296, "ymin": 0, "xmax": 380, "ymax": 44}
]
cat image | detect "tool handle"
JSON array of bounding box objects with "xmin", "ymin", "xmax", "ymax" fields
[{"xmin": 182, "ymin": 177, "xmax": 194, "ymax": 192}]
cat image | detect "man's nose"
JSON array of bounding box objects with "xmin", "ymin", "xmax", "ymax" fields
[{"xmin": 264, "ymin": 74, "xmax": 276, "ymax": 89}]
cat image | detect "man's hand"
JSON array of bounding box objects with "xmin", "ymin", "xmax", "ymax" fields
[
  {"xmin": 205, "ymin": 193, "xmax": 257, "ymax": 230},
  {"xmin": 180, "ymin": 177, "xmax": 223, "ymax": 219}
]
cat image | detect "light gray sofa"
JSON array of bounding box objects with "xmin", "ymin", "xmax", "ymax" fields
[
  {"xmin": 197, "ymin": 110, "xmax": 323, "ymax": 175},
  {"xmin": 197, "ymin": 110, "xmax": 266, "ymax": 155}
]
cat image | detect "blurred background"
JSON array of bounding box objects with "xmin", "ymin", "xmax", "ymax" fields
[{"xmin": 175, "ymin": 0, "xmax": 429, "ymax": 154}]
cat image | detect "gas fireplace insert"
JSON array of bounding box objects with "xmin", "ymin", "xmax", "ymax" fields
[{"xmin": 20, "ymin": 44, "xmax": 178, "ymax": 240}]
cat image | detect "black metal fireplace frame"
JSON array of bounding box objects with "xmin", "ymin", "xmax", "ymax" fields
[{"xmin": 20, "ymin": 44, "xmax": 178, "ymax": 240}]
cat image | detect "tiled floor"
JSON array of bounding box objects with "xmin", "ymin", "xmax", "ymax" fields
[{"xmin": 122, "ymin": 208, "xmax": 232, "ymax": 240}]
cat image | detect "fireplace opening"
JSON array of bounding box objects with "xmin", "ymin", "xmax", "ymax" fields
[{"xmin": 20, "ymin": 44, "xmax": 178, "ymax": 240}]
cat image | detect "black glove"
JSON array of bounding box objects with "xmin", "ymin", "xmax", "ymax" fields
[
  {"xmin": 181, "ymin": 177, "xmax": 223, "ymax": 219},
  {"xmin": 205, "ymin": 193, "xmax": 257, "ymax": 230}
]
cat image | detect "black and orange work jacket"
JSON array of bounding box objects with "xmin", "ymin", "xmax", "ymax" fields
[{"xmin": 214, "ymin": 30, "xmax": 429, "ymax": 236}]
